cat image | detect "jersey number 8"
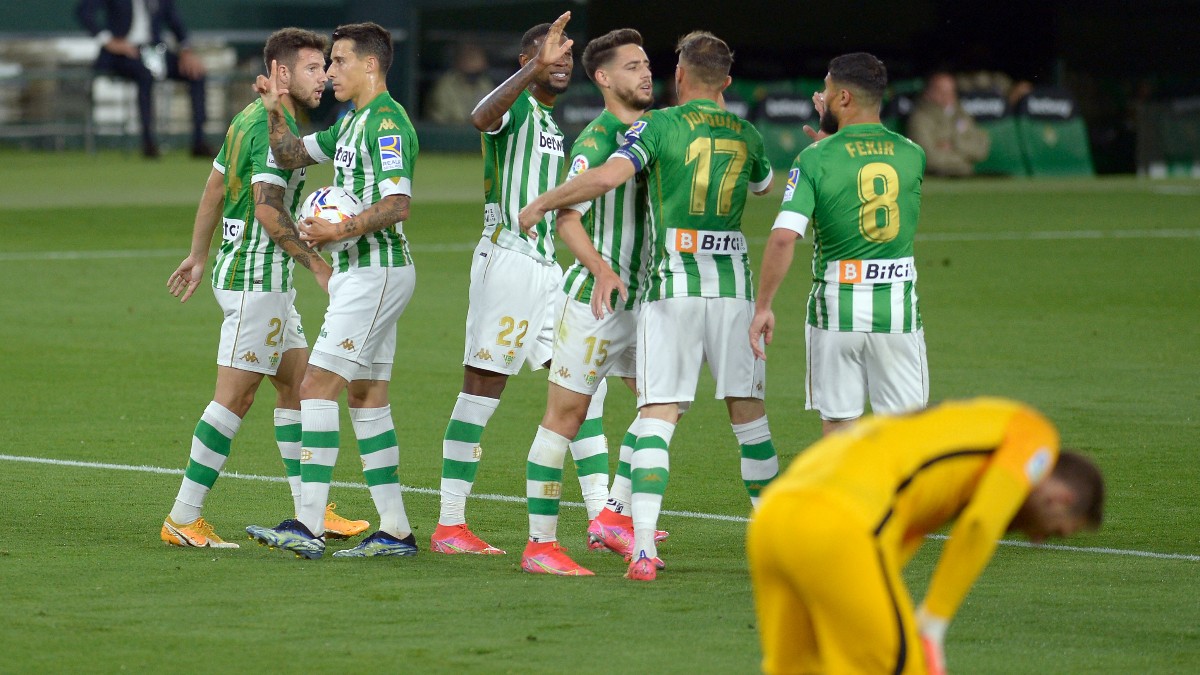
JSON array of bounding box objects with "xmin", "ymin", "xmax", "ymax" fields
[{"xmin": 857, "ymin": 162, "xmax": 900, "ymax": 243}]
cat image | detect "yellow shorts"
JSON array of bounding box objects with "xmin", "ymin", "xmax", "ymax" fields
[{"xmin": 747, "ymin": 487, "xmax": 926, "ymax": 675}]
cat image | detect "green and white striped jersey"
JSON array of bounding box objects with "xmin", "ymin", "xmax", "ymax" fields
[
  {"xmin": 211, "ymin": 99, "xmax": 305, "ymax": 292},
  {"xmin": 303, "ymin": 91, "xmax": 417, "ymax": 272},
  {"xmin": 481, "ymin": 90, "xmax": 565, "ymax": 263},
  {"xmin": 561, "ymin": 109, "xmax": 649, "ymax": 311},
  {"xmin": 774, "ymin": 122, "xmax": 926, "ymax": 333},
  {"xmin": 615, "ymin": 98, "xmax": 772, "ymax": 302}
]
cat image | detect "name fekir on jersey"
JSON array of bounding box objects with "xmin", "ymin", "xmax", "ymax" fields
[
  {"xmin": 774, "ymin": 122, "xmax": 926, "ymax": 333},
  {"xmin": 303, "ymin": 91, "xmax": 417, "ymax": 272},
  {"xmin": 481, "ymin": 90, "xmax": 565, "ymax": 263},
  {"xmin": 211, "ymin": 99, "xmax": 305, "ymax": 293},
  {"xmin": 614, "ymin": 98, "xmax": 773, "ymax": 302},
  {"xmin": 561, "ymin": 109, "xmax": 650, "ymax": 311}
]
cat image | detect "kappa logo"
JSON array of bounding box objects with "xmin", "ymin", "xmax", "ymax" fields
[
  {"xmin": 641, "ymin": 471, "xmax": 664, "ymax": 483},
  {"xmin": 378, "ymin": 118, "xmax": 399, "ymax": 131},
  {"xmin": 339, "ymin": 338, "xmax": 356, "ymax": 351},
  {"xmin": 474, "ymin": 348, "xmax": 493, "ymax": 361},
  {"xmin": 360, "ymin": 457, "xmax": 367, "ymax": 470},
  {"xmin": 377, "ymin": 105, "xmax": 395, "ymax": 114},
  {"xmin": 378, "ymin": 135, "xmax": 403, "ymax": 171},
  {"xmin": 472, "ymin": 445, "xmax": 483, "ymax": 459},
  {"xmin": 556, "ymin": 366, "xmax": 571, "ymax": 380},
  {"xmin": 301, "ymin": 449, "xmax": 312, "ymax": 462},
  {"xmin": 542, "ymin": 482, "xmax": 561, "ymax": 498},
  {"xmin": 579, "ymin": 137, "xmax": 599, "ymax": 150},
  {"xmin": 240, "ymin": 352, "xmax": 260, "ymax": 364}
]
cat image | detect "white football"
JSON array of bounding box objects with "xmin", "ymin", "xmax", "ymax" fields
[{"xmin": 299, "ymin": 186, "xmax": 363, "ymax": 253}]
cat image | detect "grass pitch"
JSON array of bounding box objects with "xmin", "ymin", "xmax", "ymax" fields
[{"xmin": 0, "ymin": 150, "xmax": 1197, "ymax": 673}]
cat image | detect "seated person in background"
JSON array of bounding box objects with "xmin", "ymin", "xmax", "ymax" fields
[
  {"xmin": 76, "ymin": 0, "xmax": 212, "ymax": 159},
  {"xmin": 907, "ymin": 71, "xmax": 990, "ymax": 176},
  {"xmin": 424, "ymin": 43, "xmax": 495, "ymax": 124}
]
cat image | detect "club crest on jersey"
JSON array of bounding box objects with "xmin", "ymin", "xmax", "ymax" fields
[
  {"xmin": 784, "ymin": 168, "xmax": 800, "ymax": 202},
  {"xmin": 568, "ymin": 155, "xmax": 589, "ymax": 178},
  {"xmin": 537, "ymin": 130, "xmax": 564, "ymax": 157},
  {"xmin": 503, "ymin": 350, "xmax": 516, "ymax": 366},
  {"xmin": 334, "ymin": 145, "xmax": 357, "ymax": 169},
  {"xmin": 584, "ymin": 370, "xmax": 597, "ymax": 386},
  {"xmin": 378, "ymin": 135, "xmax": 403, "ymax": 171}
]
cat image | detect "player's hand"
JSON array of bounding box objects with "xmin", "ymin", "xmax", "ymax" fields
[
  {"xmin": 517, "ymin": 202, "xmax": 546, "ymax": 236},
  {"xmin": 589, "ymin": 269, "xmax": 628, "ymax": 320},
  {"xmin": 254, "ymin": 59, "xmax": 288, "ymax": 111},
  {"xmin": 538, "ymin": 11, "xmax": 575, "ymax": 69},
  {"xmin": 167, "ymin": 255, "xmax": 206, "ymax": 303},
  {"xmin": 916, "ymin": 607, "xmax": 949, "ymax": 675},
  {"xmin": 299, "ymin": 215, "xmax": 338, "ymax": 248},
  {"xmin": 804, "ymin": 91, "xmax": 830, "ymax": 141},
  {"xmin": 749, "ymin": 308, "xmax": 774, "ymax": 361}
]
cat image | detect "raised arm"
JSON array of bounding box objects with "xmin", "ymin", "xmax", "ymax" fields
[
  {"xmin": 254, "ymin": 60, "xmax": 317, "ymax": 169},
  {"xmin": 166, "ymin": 167, "xmax": 224, "ymax": 303},
  {"xmin": 253, "ymin": 182, "xmax": 332, "ymax": 292},
  {"xmin": 470, "ymin": 11, "xmax": 574, "ymax": 132}
]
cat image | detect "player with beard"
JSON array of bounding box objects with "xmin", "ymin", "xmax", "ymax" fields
[
  {"xmin": 518, "ymin": 28, "xmax": 668, "ymax": 575},
  {"xmin": 162, "ymin": 28, "xmax": 371, "ymax": 547},
  {"xmin": 431, "ymin": 13, "xmax": 585, "ymax": 556},
  {"xmin": 751, "ymin": 52, "xmax": 930, "ymax": 436}
]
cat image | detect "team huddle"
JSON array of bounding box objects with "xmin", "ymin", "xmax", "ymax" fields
[{"xmin": 160, "ymin": 13, "xmax": 1105, "ymax": 674}]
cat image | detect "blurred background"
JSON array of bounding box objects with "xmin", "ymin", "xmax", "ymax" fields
[{"xmin": 2, "ymin": 0, "xmax": 1198, "ymax": 176}]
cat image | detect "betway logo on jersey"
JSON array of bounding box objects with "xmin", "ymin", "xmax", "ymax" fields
[
  {"xmin": 334, "ymin": 145, "xmax": 357, "ymax": 169},
  {"xmin": 830, "ymin": 257, "xmax": 916, "ymax": 284},
  {"xmin": 667, "ymin": 228, "xmax": 747, "ymax": 255},
  {"xmin": 537, "ymin": 130, "xmax": 564, "ymax": 157}
]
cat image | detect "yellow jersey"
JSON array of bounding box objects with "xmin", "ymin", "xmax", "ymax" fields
[{"xmin": 769, "ymin": 397, "xmax": 1059, "ymax": 620}]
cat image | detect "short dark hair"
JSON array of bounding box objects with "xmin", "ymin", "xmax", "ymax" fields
[
  {"xmin": 332, "ymin": 22, "xmax": 393, "ymax": 74},
  {"xmin": 676, "ymin": 31, "xmax": 732, "ymax": 87},
  {"xmin": 1053, "ymin": 450, "xmax": 1105, "ymax": 528},
  {"xmin": 582, "ymin": 28, "xmax": 643, "ymax": 82},
  {"xmin": 828, "ymin": 52, "xmax": 888, "ymax": 108},
  {"xmin": 263, "ymin": 28, "xmax": 328, "ymax": 72}
]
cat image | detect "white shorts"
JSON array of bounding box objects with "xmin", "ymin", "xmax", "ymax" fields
[
  {"xmin": 636, "ymin": 296, "xmax": 766, "ymax": 406},
  {"xmin": 214, "ymin": 288, "xmax": 307, "ymax": 375},
  {"xmin": 462, "ymin": 238, "xmax": 562, "ymax": 375},
  {"xmin": 310, "ymin": 266, "xmax": 416, "ymax": 382},
  {"xmin": 548, "ymin": 299, "xmax": 637, "ymax": 395},
  {"xmin": 805, "ymin": 324, "xmax": 929, "ymax": 420}
]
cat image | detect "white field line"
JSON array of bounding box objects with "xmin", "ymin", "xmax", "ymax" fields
[
  {"xmin": 1, "ymin": 228, "xmax": 1197, "ymax": 263},
  {"xmin": 2, "ymin": 453, "xmax": 1195, "ymax": 562}
]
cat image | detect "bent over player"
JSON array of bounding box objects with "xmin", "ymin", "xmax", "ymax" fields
[{"xmin": 747, "ymin": 398, "xmax": 1104, "ymax": 674}]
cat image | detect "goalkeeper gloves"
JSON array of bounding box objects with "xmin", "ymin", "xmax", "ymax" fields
[{"xmin": 916, "ymin": 606, "xmax": 949, "ymax": 675}]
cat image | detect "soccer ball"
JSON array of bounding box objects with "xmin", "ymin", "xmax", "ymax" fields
[{"xmin": 299, "ymin": 186, "xmax": 363, "ymax": 253}]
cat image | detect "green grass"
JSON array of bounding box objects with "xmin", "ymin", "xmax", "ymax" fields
[{"xmin": 1, "ymin": 149, "xmax": 1198, "ymax": 673}]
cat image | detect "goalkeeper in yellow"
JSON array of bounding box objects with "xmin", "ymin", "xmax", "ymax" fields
[{"xmin": 747, "ymin": 398, "xmax": 1104, "ymax": 674}]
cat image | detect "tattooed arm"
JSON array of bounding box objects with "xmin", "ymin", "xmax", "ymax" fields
[
  {"xmin": 265, "ymin": 108, "xmax": 317, "ymax": 169},
  {"xmin": 253, "ymin": 59, "xmax": 318, "ymax": 169},
  {"xmin": 469, "ymin": 11, "xmax": 573, "ymax": 132},
  {"xmin": 254, "ymin": 182, "xmax": 332, "ymax": 292},
  {"xmin": 299, "ymin": 194, "xmax": 410, "ymax": 250}
]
